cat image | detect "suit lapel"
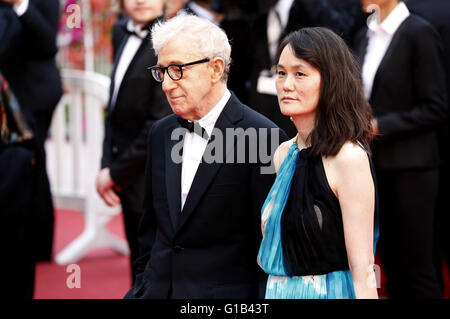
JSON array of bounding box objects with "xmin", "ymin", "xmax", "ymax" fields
[
  {"xmin": 108, "ymin": 34, "xmax": 129, "ymax": 110},
  {"xmin": 356, "ymin": 30, "xmax": 369, "ymax": 67},
  {"xmin": 113, "ymin": 37, "xmax": 153, "ymax": 112},
  {"xmin": 370, "ymin": 17, "xmax": 410, "ymax": 103},
  {"xmin": 121, "ymin": 36, "xmax": 152, "ymax": 82},
  {"xmin": 165, "ymin": 119, "xmax": 184, "ymax": 229},
  {"xmin": 176, "ymin": 94, "xmax": 244, "ymax": 232}
]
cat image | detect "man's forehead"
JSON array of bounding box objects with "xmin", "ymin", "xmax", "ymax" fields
[
  {"xmin": 157, "ymin": 53, "xmax": 203, "ymax": 66},
  {"xmin": 157, "ymin": 38, "xmax": 202, "ymax": 65}
]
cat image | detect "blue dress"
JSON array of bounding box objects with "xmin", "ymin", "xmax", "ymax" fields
[{"xmin": 258, "ymin": 141, "xmax": 379, "ymax": 299}]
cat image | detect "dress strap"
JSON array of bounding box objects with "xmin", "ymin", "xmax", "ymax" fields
[{"xmin": 258, "ymin": 142, "xmax": 301, "ymax": 276}]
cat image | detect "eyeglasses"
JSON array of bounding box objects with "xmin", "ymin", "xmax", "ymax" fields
[{"xmin": 148, "ymin": 58, "xmax": 210, "ymax": 82}]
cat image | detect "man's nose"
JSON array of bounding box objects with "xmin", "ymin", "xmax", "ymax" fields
[{"xmin": 162, "ymin": 74, "xmax": 177, "ymax": 92}]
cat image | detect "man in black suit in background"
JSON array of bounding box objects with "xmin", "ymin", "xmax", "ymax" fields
[
  {"xmin": 354, "ymin": 0, "xmax": 447, "ymax": 298},
  {"xmin": 125, "ymin": 14, "xmax": 287, "ymax": 299},
  {"xmin": 95, "ymin": 0, "xmax": 172, "ymax": 284},
  {"xmin": 407, "ymin": 0, "xmax": 450, "ymax": 293},
  {"xmin": 0, "ymin": 0, "xmax": 61, "ymax": 265}
]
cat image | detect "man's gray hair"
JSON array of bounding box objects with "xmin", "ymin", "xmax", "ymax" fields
[{"xmin": 151, "ymin": 14, "xmax": 232, "ymax": 82}]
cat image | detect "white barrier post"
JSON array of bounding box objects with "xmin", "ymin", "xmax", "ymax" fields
[{"xmin": 46, "ymin": 69, "xmax": 129, "ymax": 265}]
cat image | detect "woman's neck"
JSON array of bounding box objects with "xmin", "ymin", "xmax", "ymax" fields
[{"xmin": 291, "ymin": 113, "xmax": 314, "ymax": 149}]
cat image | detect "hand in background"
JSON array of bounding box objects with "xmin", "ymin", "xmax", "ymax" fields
[
  {"xmin": 96, "ymin": 168, "xmax": 121, "ymax": 207},
  {"xmin": 102, "ymin": 189, "xmax": 121, "ymax": 207},
  {"xmin": 371, "ymin": 119, "xmax": 379, "ymax": 136}
]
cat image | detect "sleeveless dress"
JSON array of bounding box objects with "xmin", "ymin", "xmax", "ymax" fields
[{"xmin": 257, "ymin": 141, "xmax": 379, "ymax": 299}]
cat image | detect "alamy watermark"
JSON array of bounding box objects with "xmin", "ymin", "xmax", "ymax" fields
[
  {"xmin": 170, "ymin": 127, "xmax": 281, "ymax": 175},
  {"xmin": 366, "ymin": 4, "xmax": 381, "ymax": 26},
  {"xmin": 66, "ymin": 263, "xmax": 81, "ymax": 289},
  {"xmin": 66, "ymin": 4, "xmax": 81, "ymax": 29},
  {"xmin": 367, "ymin": 263, "xmax": 382, "ymax": 289}
]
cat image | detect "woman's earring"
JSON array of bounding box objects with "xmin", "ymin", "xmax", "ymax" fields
[{"xmin": 290, "ymin": 117, "xmax": 293, "ymax": 122}]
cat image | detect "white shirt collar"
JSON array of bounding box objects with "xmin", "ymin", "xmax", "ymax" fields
[
  {"xmin": 126, "ymin": 20, "xmax": 149, "ymax": 39},
  {"xmin": 274, "ymin": 0, "xmax": 294, "ymax": 29},
  {"xmin": 13, "ymin": 0, "xmax": 29, "ymax": 16},
  {"xmin": 196, "ymin": 89, "xmax": 231, "ymax": 138},
  {"xmin": 368, "ymin": 1, "xmax": 410, "ymax": 35}
]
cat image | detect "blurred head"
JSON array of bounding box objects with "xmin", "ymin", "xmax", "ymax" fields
[
  {"xmin": 151, "ymin": 14, "xmax": 231, "ymax": 121},
  {"xmin": 165, "ymin": 0, "xmax": 189, "ymax": 18},
  {"xmin": 120, "ymin": 0, "xmax": 165, "ymax": 25},
  {"xmin": 277, "ymin": 27, "xmax": 373, "ymax": 156},
  {"xmin": 360, "ymin": 0, "xmax": 399, "ymax": 14}
]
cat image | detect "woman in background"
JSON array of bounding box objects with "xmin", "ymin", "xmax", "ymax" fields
[{"xmin": 258, "ymin": 27, "xmax": 379, "ymax": 299}]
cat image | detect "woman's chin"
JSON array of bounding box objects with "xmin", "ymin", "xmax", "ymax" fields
[{"xmin": 279, "ymin": 106, "xmax": 294, "ymax": 117}]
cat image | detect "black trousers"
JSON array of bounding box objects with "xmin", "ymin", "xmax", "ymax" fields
[
  {"xmin": 377, "ymin": 168, "xmax": 442, "ymax": 298},
  {"xmin": 29, "ymin": 109, "xmax": 55, "ymax": 262},
  {"xmin": 435, "ymin": 127, "xmax": 450, "ymax": 276},
  {"xmin": 0, "ymin": 146, "xmax": 36, "ymax": 299},
  {"xmin": 119, "ymin": 174, "xmax": 145, "ymax": 285}
]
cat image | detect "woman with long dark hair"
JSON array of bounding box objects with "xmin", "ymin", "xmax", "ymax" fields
[{"xmin": 258, "ymin": 27, "xmax": 379, "ymax": 299}]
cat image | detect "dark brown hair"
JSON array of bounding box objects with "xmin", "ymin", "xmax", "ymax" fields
[{"xmin": 277, "ymin": 27, "xmax": 373, "ymax": 157}]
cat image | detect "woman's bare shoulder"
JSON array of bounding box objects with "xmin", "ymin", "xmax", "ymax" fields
[
  {"xmin": 335, "ymin": 141, "xmax": 368, "ymax": 164},
  {"xmin": 323, "ymin": 141, "xmax": 371, "ymax": 197},
  {"xmin": 273, "ymin": 137, "xmax": 297, "ymax": 173},
  {"xmin": 327, "ymin": 141, "xmax": 370, "ymax": 177}
]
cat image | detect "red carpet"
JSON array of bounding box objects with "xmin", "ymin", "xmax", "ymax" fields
[
  {"xmin": 34, "ymin": 208, "xmax": 132, "ymax": 299},
  {"xmin": 34, "ymin": 208, "xmax": 450, "ymax": 299}
]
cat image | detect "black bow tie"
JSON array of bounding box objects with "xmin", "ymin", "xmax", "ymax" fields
[
  {"xmin": 125, "ymin": 28, "xmax": 138, "ymax": 37},
  {"xmin": 177, "ymin": 117, "xmax": 209, "ymax": 140},
  {"xmin": 125, "ymin": 27, "xmax": 148, "ymax": 39},
  {"xmin": 123, "ymin": 21, "xmax": 151, "ymax": 39}
]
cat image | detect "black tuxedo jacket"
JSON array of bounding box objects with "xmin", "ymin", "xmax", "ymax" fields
[
  {"xmin": 0, "ymin": 0, "xmax": 62, "ymax": 123},
  {"xmin": 125, "ymin": 93, "xmax": 288, "ymax": 299},
  {"xmin": 407, "ymin": 0, "xmax": 450, "ymax": 83},
  {"xmin": 407, "ymin": 0, "xmax": 450, "ymax": 166},
  {"xmin": 355, "ymin": 14, "xmax": 448, "ymax": 169},
  {"xmin": 101, "ymin": 18, "xmax": 172, "ymax": 188}
]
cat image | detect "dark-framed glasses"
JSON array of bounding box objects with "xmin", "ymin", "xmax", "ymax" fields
[{"xmin": 148, "ymin": 58, "xmax": 210, "ymax": 82}]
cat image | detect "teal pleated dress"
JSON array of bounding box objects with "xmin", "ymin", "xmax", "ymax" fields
[{"xmin": 258, "ymin": 141, "xmax": 379, "ymax": 299}]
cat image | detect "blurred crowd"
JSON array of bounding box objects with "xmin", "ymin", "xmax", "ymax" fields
[{"xmin": 1, "ymin": 0, "xmax": 449, "ymax": 299}]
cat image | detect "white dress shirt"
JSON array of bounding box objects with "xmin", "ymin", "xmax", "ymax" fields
[
  {"xmin": 110, "ymin": 20, "xmax": 148, "ymax": 108},
  {"xmin": 181, "ymin": 89, "xmax": 231, "ymax": 210},
  {"xmin": 362, "ymin": 2, "xmax": 410, "ymax": 100},
  {"xmin": 267, "ymin": 0, "xmax": 294, "ymax": 63},
  {"xmin": 13, "ymin": 0, "xmax": 29, "ymax": 16},
  {"xmin": 258, "ymin": 0, "xmax": 294, "ymax": 96}
]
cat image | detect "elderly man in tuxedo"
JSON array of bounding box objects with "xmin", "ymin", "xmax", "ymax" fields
[{"xmin": 124, "ymin": 14, "xmax": 287, "ymax": 299}]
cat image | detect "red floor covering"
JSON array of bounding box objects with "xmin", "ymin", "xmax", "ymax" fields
[
  {"xmin": 34, "ymin": 208, "xmax": 132, "ymax": 299},
  {"xmin": 34, "ymin": 208, "xmax": 450, "ymax": 299}
]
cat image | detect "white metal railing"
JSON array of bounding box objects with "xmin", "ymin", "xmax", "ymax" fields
[{"xmin": 45, "ymin": 68, "xmax": 129, "ymax": 265}]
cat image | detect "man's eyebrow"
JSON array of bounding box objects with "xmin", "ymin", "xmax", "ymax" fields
[{"xmin": 157, "ymin": 60, "xmax": 185, "ymax": 67}]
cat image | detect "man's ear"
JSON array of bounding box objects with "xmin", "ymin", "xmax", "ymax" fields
[{"xmin": 209, "ymin": 57, "xmax": 225, "ymax": 83}]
